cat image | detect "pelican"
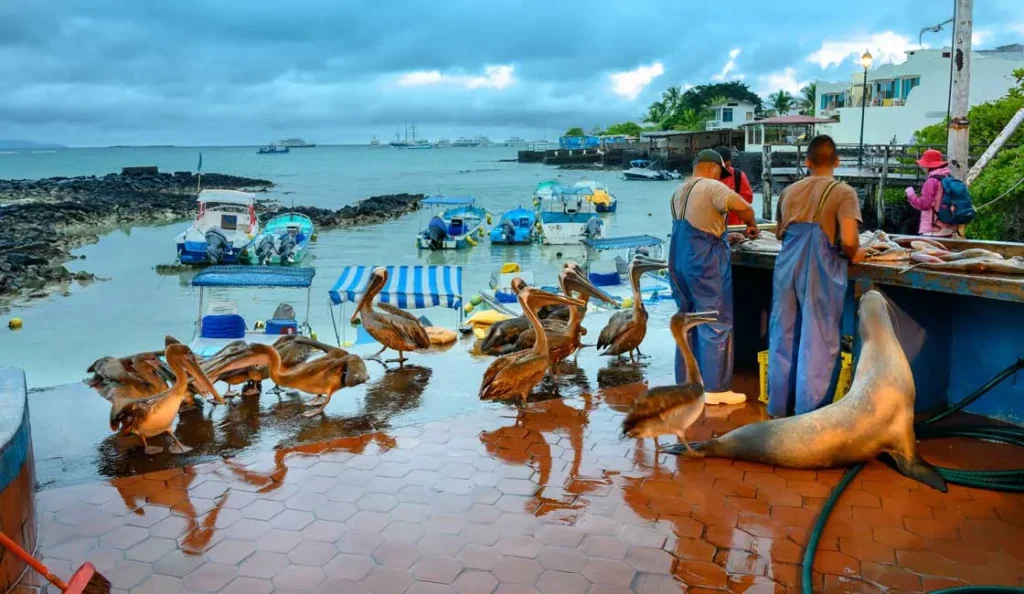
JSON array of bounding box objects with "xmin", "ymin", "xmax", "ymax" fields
[
  {"xmin": 87, "ymin": 351, "xmax": 167, "ymax": 400},
  {"xmin": 206, "ymin": 336, "xmax": 349, "ymax": 397},
  {"xmin": 110, "ymin": 344, "xmax": 222, "ymax": 455},
  {"xmin": 352, "ymin": 267, "xmax": 431, "ymax": 367},
  {"xmin": 207, "ymin": 343, "xmax": 369, "ymax": 417},
  {"xmin": 621, "ymin": 310, "xmax": 718, "ymax": 453},
  {"xmin": 510, "ymin": 264, "xmax": 619, "ymax": 372},
  {"xmin": 597, "ymin": 255, "xmax": 668, "ymax": 362},
  {"xmin": 480, "ymin": 283, "xmax": 583, "ymax": 403}
]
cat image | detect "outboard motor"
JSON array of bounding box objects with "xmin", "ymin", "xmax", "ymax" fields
[
  {"xmin": 581, "ymin": 217, "xmax": 603, "ymax": 240},
  {"xmin": 425, "ymin": 216, "xmax": 448, "ymax": 250},
  {"xmin": 205, "ymin": 228, "xmax": 230, "ymax": 264},
  {"xmin": 276, "ymin": 233, "xmax": 297, "ymax": 263},
  {"xmin": 255, "ymin": 234, "xmax": 276, "ymax": 265},
  {"xmin": 501, "ymin": 220, "xmax": 516, "ymax": 244}
]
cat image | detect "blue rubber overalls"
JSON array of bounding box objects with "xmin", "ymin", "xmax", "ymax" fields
[
  {"xmin": 668, "ymin": 179, "xmax": 734, "ymax": 392},
  {"xmin": 767, "ymin": 180, "xmax": 847, "ymax": 418}
]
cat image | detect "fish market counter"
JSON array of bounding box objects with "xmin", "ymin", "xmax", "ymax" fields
[
  {"xmin": 729, "ymin": 238, "xmax": 1024, "ymax": 425},
  {"xmin": 0, "ymin": 368, "xmax": 36, "ymax": 592}
]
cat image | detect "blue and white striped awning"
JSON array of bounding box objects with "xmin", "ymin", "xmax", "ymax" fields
[{"xmin": 329, "ymin": 265, "xmax": 463, "ymax": 309}]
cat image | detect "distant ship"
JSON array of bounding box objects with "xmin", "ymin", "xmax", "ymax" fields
[
  {"xmin": 389, "ymin": 124, "xmax": 433, "ymax": 149},
  {"xmin": 279, "ymin": 138, "xmax": 316, "ymax": 148},
  {"xmin": 453, "ymin": 136, "xmax": 490, "ymax": 147},
  {"xmin": 503, "ymin": 136, "xmax": 528, "ymax": 147},
  {"xmin": 434, "ymin": 138, "xmax": 451, "ymax": 148},
  {"xmin": 370, "ymin": 136, "xmax": 382, "ymax": 147}
]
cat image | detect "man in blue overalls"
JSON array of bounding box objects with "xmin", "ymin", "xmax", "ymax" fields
[
  {"xmin": 767, "ymin": 135, "xmax": 866, "ymax": 418},
  {"xmin": 669, "ymin": 149, "xmax": 759, "ymax": 405}
]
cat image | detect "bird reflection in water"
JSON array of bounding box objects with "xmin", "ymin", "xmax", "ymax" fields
[
  {"xmin": 597, "ymin": 364, "xmax": 647, "ymax": 390},
  {"xmin": 480, "ymin": 393, "xmax": 609, "ymax": 520}
]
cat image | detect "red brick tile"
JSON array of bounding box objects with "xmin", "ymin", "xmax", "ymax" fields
[
  {"xmin": 726, "ymin": 574, "xmax": 785, "ymax": 593},
  {"xmin": 811, "ymin": 549, "xmax": 860, "ymax": 576},
  {"xmin": 579, "ymin": 534, "xmax": 629, "ymax": 561},
  {"xmin": 714, "ymin": 548, "xmax": 770, "ymax": 576},
  {"xmin": 837, "ymin": 537, "xmax": 896, "ymax": 564},
  {"xmin": 670, "ymin": 537, "xmax": 716, "ymax": 562},
  {"xmin": 860, "ymin": 561, "xmax": 922, "ymax": 591},
  {"xmin": 672, "ymin": 559, "xmax": 728, "ymax": 589}
]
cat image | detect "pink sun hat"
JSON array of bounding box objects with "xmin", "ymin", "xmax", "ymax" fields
[{"xmin": 916, "ymin": 149, "xmax": 948, "ymax": 169}]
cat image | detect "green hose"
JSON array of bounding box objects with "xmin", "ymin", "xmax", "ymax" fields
[{"xmin": 802, "ymin": 358, "xmax": 1024, "ymax": 594}]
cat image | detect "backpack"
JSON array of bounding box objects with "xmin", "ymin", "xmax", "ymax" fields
[{"xmin": 936, "ymin": 175, "xmax": 975, "ymax": 225}]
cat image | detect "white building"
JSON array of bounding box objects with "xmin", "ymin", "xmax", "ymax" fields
[
  {"xmin": 815, "ymin": 44, "xmax": 1024, "ymax": 145},
  {"xmin": 705, "ymin": 100, "xmax": 758, "ymax": 131}
]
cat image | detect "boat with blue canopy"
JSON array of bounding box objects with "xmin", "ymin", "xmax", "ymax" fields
[
  {"xmin": 175, "ymin": 189, "xmax": 260, "ymax": 265},
  {"xmin": 188, "ymin": 265, "xmax": 315, "ymax": 358},
  {"xmin": 328, "ymin": 265, "xmax": 464, "ymax": 346},
  {"xmin": 574, "ymin": 178, "xmax": 618, "ymax": 213},
  {"xmin": 580, "ymin": 234, "xmax": 672, "ymax": 304},
  {"xmin": 489, "ymin": 207, "xmax": 537, "ymax": 244},
  {"xmin": 244, "ymin": 212, "xmax": 315, "ymax": 265},
  {"xmin": 416, "ymin": 196, "xmax": 490, "ymax": 250},
  {"xmin": 536, "ymin": 185, "xmax": 606, "ymax": 245}
]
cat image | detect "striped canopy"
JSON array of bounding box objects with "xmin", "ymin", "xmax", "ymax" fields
[{"xmin": 329, "ymin": 265, "xmax": 463, "ymax": 309}]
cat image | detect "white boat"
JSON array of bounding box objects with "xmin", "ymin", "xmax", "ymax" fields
[
  {"xmin": 279, "ymin": 138, "xmax": 316, "ymax": 148},
  {"xmin": 390, "ymin": 124, "xmax": 433, "ymax": 149},
  {"xmin": 580, "ymin": 235, "xmax": 673, "ymax": 305},
  {"xmin": 434, "ymin": 138, "xmax": 451, "ymax": 148},
  {"xmin": 503, "ymin": 136, "xmax": 529, "ymax": 147},
  {"xmin": 370, "ymin": 136, "xmax": 381, "ymax": 147},
  {"xmin": 622, "ymin": 159, "xmax": 681, "ymax": 181},
  {"xmin": 452, "ymin": 137, "xmax": 481, "ymax": 147},
  {"xmin": 536, "ymin": 183, "xmax": 606, "ymax": 246},
  {"xmin": 175, "ymin": 190, "xmax": 260, "ymax": 265},
  {"xmin": 573, "ymin": 178, "xmax": 617, "ymax": 213}
]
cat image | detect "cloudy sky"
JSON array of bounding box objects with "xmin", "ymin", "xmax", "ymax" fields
[{"xmin": 3, "ymin": 0, "xmax": 1023, "ymax": 146}]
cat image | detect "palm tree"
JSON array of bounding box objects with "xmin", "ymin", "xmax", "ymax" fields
[
  {"xmin": 799, "ymin": 83, "xmax": 817, "ymax": 116},
  {"xmin": 662, "ymin": 86, "xmax": 683, "ymax": 112},
  {"xmin": 645, "ymin": 100, "xmax": 668, "ymax": 125},
  {"xmin": 769, "ymin": 90, "xmax": 796, "ymax": 116}
]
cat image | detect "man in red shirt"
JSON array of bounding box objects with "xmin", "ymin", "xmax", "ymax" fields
[{"xmin": 717, "ymin": 147, "xmax": 754, "ymax": 226}]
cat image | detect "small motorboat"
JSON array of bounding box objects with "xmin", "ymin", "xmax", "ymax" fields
[
  {"xmin": 574, "ymin": 178, "xmax": 618, "ymax": 213},
  {"xmin": 537, "ymin": 185, "xmax": 606, "ymax": 245},
  {"xmin": 416, "ymin": 196, "xmax": 490, "ymax": 250},
  {"xmin": 258, "ymin": 143, "xmax": 290, "ymax": 154},
  {"xmin": 246, "ymin": 212, "xmax": 314, "ymax": 265},
  {"xmin": 623, "ymin": 159, "xmax": 680, "ymax": 181},
  {"xmin": 175, "ymin": 189, "xmax": 260, "ymax": 265},
  {"xmin": 489, "ymin": 207, "xmax": 537, "ymax": 245},
  {"xmin": 580, "ymin": 234, "xmax": 672, "ymax": 305}
]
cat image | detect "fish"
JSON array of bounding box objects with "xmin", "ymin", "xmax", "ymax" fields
[
  {"xmin": 898, "ymin": 237, "xmax": 948, "ymax": 251},
  {"xmin": 867, "ymin": 247, "xmax": 912, "ymax": 262},
  {"xmin": 941, "ymin": 248, "xmax": 1004, "ymax": 261},
  {"xmin": 909, "ymin": 255, "xmax": 1024, "ymax": 275}
]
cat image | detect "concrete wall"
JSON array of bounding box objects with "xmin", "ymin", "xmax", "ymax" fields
[{"xmin": 0, "ymin": 368, "xmax": 36, "ymax": 592}]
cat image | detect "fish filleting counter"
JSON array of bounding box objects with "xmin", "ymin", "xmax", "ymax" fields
[{"xmin": 729, "ymin": 236, "xmax": 1024, "ymax": 424}]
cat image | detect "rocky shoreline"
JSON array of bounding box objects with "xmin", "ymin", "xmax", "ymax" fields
[{"xmin": 0, "ymin": 171, "xmax": 423, "ymax": 309}]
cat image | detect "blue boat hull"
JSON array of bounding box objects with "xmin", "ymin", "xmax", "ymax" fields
[
  {"xmin": 596, "ymin": 202, "xmax": 618, "ymax": 213},
  {"xmin": 177, "ymin": 242, "xmax": 244, "ymax": 265}
]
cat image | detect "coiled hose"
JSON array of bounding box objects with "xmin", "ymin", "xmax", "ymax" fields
[{"xmin": 802, "ymin": 358, "xmax": 1024, "ymax": 594}]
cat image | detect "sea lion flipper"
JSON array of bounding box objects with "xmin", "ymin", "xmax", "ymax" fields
[
  {"xmin": 663, "ymin": 441, "xmax": 708, "ymax": 457},
  {"xmin": 890, "ymin": 453, "xmax": 947, "ymax": 492}
]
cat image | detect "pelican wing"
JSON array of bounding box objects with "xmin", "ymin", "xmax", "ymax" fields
[
  {"xmin": 511, "ymin": 319, "xmax": 569, "ymax": 353},
  {"xmin": 110, "ymin": 394, "xmax": 158, "ymax": 433},
  {"xmin": 88, "ymin": 357, "xmax": 130, "ymax": 383},
  {"xmin": 598, "ymin": 311, "xmax": 632, "ymax": 349},
  {"xmin": 205, "ymin": 349, "xmax": 274, "ymax": 380},
  {"xmin": 201, "ymin": 340, "xmax": 250, "ymax": 372},
  {"xmin": 376, "ymin": 302, "xmax": 422, "ymax": 324},
  {"xmin": 621, "ymin": 384, "xmax": 704, "ymax": 435},
  {"xmin": 537, "ymin": 304, "xmax": 570, "ymax": 321},
  {"xmin": 480, "ymin": 350, "xmax": 546, "ymax": 400},
  {"xmin": 480, "ymin": 317, "xmax": 529, "ymax": 354}
]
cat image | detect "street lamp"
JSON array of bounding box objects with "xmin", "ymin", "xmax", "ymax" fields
[{"xmin": 857, "ymin": 50, "xmax": 873, "ymax": 168}]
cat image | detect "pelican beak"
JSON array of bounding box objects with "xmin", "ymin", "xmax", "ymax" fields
[
  {"xmin": 677, "ymin": 310, "xmax": 719, "ymax": 325},
  {"xmin": 562, "ymin": 267, "xmax": 619, "ymax": 308},
  {"xmin": 352, "ymin": 268, "xmax": 387, "ymax": 323},
  {"xmin": 510, "ymin": 276, "xmax": 529, "ymax": 295},
  {"xmin": 632, "ymin": 256, "xmax": 668, "ymax": 277},
  {"xmin": 525, "ymin": 288, "xmax": 585, "ymax": 310},
  {"xmin": 342, "ymin": 356, "xmax": 370, "ymax": 387},
  {"xmin": 184, "ymin": 352, "xmax": 221, "ymax": 400}
]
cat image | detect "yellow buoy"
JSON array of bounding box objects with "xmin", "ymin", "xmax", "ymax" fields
[
  {"xmin": 310, "ymin": 330, "xmax": 318, "ymax": 341},
  {"xmin": 486, "ymin": 213, "xmax": 493, "ymax": 225},
  {"xmin": 343, "ymin": 340, "xmax": 354, "ymax": 347},
  {"xmin": 464, "ymin": 303, "xmax": 474, "ymax": 313},
  {"xmin": 622, "ymin": 297, "xmax": 634, "ymax": 309},
  {"xmin": 466, "ymin": 235, "xmax": 477, "ymax": 246},
  {"xmin": 478, "ymin": 228, "xmax": 484, "ymax": 237},
  {"xmin": 8, "ymin": 318, "xmax": 23, "ymax": 330}
]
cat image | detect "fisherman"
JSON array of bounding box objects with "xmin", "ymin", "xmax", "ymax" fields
[
  {"xmin": 905, "ymin": 149, "xmax": 960, "ymax": 238},
  {"xmin": 669, "ymin": 149, "xmax": 759, "ymax": 405},
  {"xmin": 767, "ymin": 134, "xmax": 866, "ymax": 418},
  {"xmin": 716, "ymin": 147, "xmax": 754, "ymax": 226}
]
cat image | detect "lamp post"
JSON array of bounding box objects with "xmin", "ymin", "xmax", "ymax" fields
[{"xmin": 857, "ymin": 50, "xmax": 873, "ymax": 168}]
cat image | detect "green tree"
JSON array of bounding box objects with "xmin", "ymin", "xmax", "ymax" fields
[
  {"xmin": 662, "ymin": 86, "xmax": 683, "ymax": 111},
  {"xmin": 644, "ymin": 101, "xmax": 668, "ymax": 127},
  {"xmin": 603, "ymin": 121, "xmax": 644, "ymax": 136},
  {"xmin": 768, "ymin": 90, "xmax": 796, "ymax": 115},
  {"xmin": 800, "ymin": 83, "xmax": 817, "ymax": 115},
  {"xmin": 667, "ymin": 108, "xmax": 711, "ymax": 132},
  {"xmin": 679, "ymin": 82, "xmax": 763, "ymax": 112},
  {"xmin": 564, "ymin": 127, "xmax": 585, "ymax": 137}
]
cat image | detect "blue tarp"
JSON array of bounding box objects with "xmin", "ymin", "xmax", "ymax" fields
[
  {"xmin": 422, "ymin": 196, "xmax": 475, "ymax": 206},
  {"xmin": 329, "ymin": 265, "xmax": 463, "ymax": 309},
  {"xmin": 559, "ymin": 135, "xmax": 600, "ymax": 150},
  {"xmin": 581, "ymin": 234, "xmax": 664, "ymax": 251},
  {"xmin": 191, "ymin": 265, "xmax": 316, "ymax": 288}
]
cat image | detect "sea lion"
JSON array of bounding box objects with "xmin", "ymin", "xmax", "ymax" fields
[{"xmin": 667, "ymin": 289, "xmax": 947, "ymax": 492}]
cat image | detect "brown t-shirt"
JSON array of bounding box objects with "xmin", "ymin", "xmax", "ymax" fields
[
  {"xmin": 670, "ymin": 178, "xmax": 750, "ymax": 237},
  {"xmin": 776, "ymin": 176, "xmax": 861, "ymax": 244}
]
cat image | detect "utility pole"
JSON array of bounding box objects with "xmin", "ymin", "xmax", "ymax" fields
[{"xmin": 947, "ymin": 0, "xmax": 973, "ymax": 179}]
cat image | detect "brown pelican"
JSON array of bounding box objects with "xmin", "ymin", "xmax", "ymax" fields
[
  {"xmin": 352, "ymin": 267, "xmax": 431, "ymax": 367},
  {"xmin": 510, "ymin": 264, "xmax": 618, "ymax": 372},
  {"xmin": 207, "ymin": 343, "xmax": 369, "ymax": 417},
  {"xmin": 110, "ymin": 344, "xmax": 221, "ymax": 455},
  {"xmin": 87, "ymin": 351, "xmax": 167, "ymax": 400},
  {"xmin": 621, "ymin": 310, "xmax": 718, "ymax": 453},
  {"xmin": 207, "ymin": 336, "xmax": 349, "ymax": 397},
  {"xmin": 480, "ymin": 283, "xmax": 583, "ymax": 403},
  {"xmin": 597, "ymin": 256, "xmax": 668, "ymax": 362}
]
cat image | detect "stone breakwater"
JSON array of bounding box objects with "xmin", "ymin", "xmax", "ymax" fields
[{"xmin": 0, "ymin": 171, "xmax": 423, "ymax": 307}]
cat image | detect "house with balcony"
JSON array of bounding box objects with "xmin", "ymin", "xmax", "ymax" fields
[
  {"xmin": 742, "ymin": 114, "xmax": 837, "ymax": 153},
  {"xmin": 705, "ymin": 100, "xmax": 757, "ymax": 130},
  {"xmin": 814, "ymin": 44, "xmax": 1024, "ymax": 145}
]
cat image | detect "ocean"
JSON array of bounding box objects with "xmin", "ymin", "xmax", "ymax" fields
[{"xmin": 0, "ymin": 145, "xmax": 762, "ymax": 388}]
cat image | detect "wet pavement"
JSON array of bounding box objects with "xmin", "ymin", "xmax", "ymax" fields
[{"xmin": 19, "ymin": 303, "xmax": 1024, "ymax": 593}]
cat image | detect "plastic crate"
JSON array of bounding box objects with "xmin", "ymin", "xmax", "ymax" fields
[
  {"xmin": 757, "ymin": 350, "xmax": 853, "ymax": 404},
  {"xmin": 265, "ymin": 319, "xmax": 299, "ymax": 336}
]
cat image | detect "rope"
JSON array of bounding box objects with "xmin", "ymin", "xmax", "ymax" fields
[
  {"xmin": 802, "ymin": 358, "xmax": 1024, "ymax": 593},
  {"xmin": 975, "ymin": 173, "xmax": 1024, "ymax": 212}
]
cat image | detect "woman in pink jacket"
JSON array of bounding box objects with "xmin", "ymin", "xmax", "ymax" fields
[{"xmin": 905, "ymin": 149, "xmax": 958, "ymax": 237}]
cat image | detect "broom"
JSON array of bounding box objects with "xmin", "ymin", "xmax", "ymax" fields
[{"xmin": 0, "ymin": 531, "xmax": 110, "ymax": 593}]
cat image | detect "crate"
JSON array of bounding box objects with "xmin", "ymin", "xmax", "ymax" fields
[{"xmin": 757, "ymin": 350, "xmax": 853, "ymax": 404}]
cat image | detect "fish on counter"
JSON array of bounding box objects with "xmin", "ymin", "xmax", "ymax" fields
[{"xmin": 729, "ymin": 230, "xmax": 782, "ymax": 253}]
